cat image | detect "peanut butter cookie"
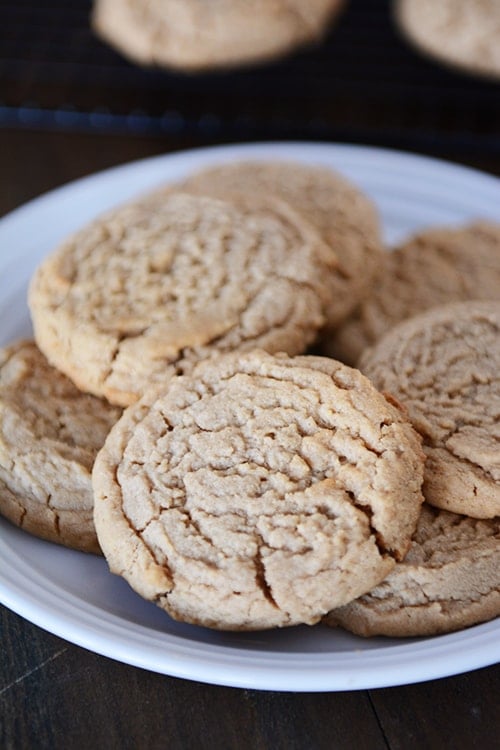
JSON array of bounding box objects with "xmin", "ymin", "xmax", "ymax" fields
[
  {"xmin": 179, "ymin": 160, "xmax": 382, "ymax": 329},
  {"xmin": 0, "ymin": 340, "xmax": 121, "ymax": 553},
  {"xmin": 360, "ymin": 301, "xmax": 500, "ymax": 519},
  {"xmin": 93, "ymin": 350, "xmax": 425, "ymax": 631},
  {"xmin": 327, "ymin": 504, "xmax": 500, "ymax": 637},
  {"xmin": 92, "ymin": 0, "xmax": 345, "ymax": 72},
  {"xmin": 29, "ymin": 191, "xmax": 337, "ymax": 407},
  {"xmin": 325, "ymin": 222, "xmax": 500, "ymax": 365},
  {"xmin": 395, "ymin": 0, "xmax": 500, "ymax": 80}
]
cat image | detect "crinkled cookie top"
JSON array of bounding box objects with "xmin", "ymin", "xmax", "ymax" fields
[
  {"xmin": 327, "ymin": 505, "xmax": 500, "ymax": 637},
  {"xmin": 327, "ymin": 222, "xmax": 500, "ymax": 365},
  {"xmin": 360, "ymin": 300, "xmax": 500, "ymax": 519},
  {"xmin": 0, "ymin": 340, "xmax": 120, "ymax": 552},
  {"xmin": 29, "ymin": 191, "xmax": 337, "ymax": 406},
  {"xmin": 93, "ymin": 350, "xmax": 424, "ymax": 631},
  {"xmin": 179, "ymin": 159, "xmax": 382, "ymax": 327}
]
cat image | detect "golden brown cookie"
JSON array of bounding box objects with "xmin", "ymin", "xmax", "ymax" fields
[
  {"xmin": 0, "ymin": 340, "xmax": 121, "ymax": 553},
  {"xmin": 93, "ymin": 349, "xmax": 425, "ymax": 631},
  {"xmin": 360, "ymin": 301, "xmax": 500, "ymax": 519},
  {"xmin": 92, "ymin": 0, "xmax": 345, "ymax": 72},
  {"xmin": 29, "ymin": 191, "xmax": 337, "ymax": 407},
  {"xmin": 395, "ymin": 0, "xmax": 500, "ymax": 80},
  {"xmin": 326, "ymin": 504, "xmax": 500, "ymax": 637},
  {"xmin": 178, "ymin": 160, "xmax": 382, "ymax": 329},
  {"xmin": 325, "ymin": 222, "xmax": 500, "ymax": 365}
]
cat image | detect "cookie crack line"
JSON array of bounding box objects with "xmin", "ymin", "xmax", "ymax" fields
[
  {"xmin": 344, "ymin": 490, "xmax": 395, "ymax": 562},
  {"xmin": 441, "ymin": 441, "xmax": 499, "ymax": 484},
  {"xmin": 113, "ymin": 468, "xmax": 174, "ymax": 579},
  {"xmin": 45, "ymin": 492, "xmax": 61, "ymax": 537},
  {"xmin": 101, "ymin": 276, "xmax": 313, "ymax": 389},
  {"xmin": 11, "ymin": 493, "xmax": 27, "ymax": 528},
  {"xmin": 254, "ymin": 542, "xmax": 280, "ymax": 611}
]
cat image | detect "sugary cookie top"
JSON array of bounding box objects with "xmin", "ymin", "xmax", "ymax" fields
[
  {"xmin": 178, "ymin": 160, "xmax": 382, "ymax": 326},
  {"xmin": 0, "ymin": 340, "xmax": 121, "ymax": 552},
  {"xmin": 326, "ymin": 222, "xmax": 500, "ymax": 365},
  {"xmin": 327, "ymin": 505, "xmax": 500, "ymax": 637},
  {"xmin": 93, "ymin": 350, "xmax": 424, "ymax": 630},
  {"xmin": 360, "ymin": 301, "xmax": 500, "ymax": 518},
  {"xmin": 29, "ymin": 191, "xmax": 336, "ymax": 406}
]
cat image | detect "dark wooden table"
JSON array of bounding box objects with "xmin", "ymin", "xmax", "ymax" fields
[{"xmin": 1, "ymin": 128, "xmax": 499, "ymax": 750}]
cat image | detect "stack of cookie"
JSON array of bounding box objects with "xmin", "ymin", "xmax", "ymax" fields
[
  {"xmin": 326, "ymin": 301, "xmax": 500, "ymax": 636},
  {"xmin": 1, "ymin": 158, "xmax": 498, "ymax": 639},
  {"xmin": 321, "ymin": 217, "xmax": 500, "ymax": 638}
]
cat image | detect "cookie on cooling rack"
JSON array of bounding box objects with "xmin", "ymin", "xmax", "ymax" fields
[
  {"xmin": 93, "ymin": 349, "xmax": 424, "ymax": 631},
  {"xmin": 92, "ymin": 0, "xmax": 346, "ymax": 72},
  {"xmin": 0, "ymin": 340, "xmax": 121, "ymax": 553},
  {"xmin": 395, "ymin": 0, "xmax": 500, "ymax": 80}
]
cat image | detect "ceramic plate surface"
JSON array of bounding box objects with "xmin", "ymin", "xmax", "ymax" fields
[{"xmin": 0, "ymin": 142, "xmax": 499, "ymax": 691}]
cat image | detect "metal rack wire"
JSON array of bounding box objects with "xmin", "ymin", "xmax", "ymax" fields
[{"xmin": 1, "ymin": 0, "xmax": 499, "ymax": 156}]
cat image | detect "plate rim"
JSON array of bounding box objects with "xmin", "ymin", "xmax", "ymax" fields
[{"xmin": 0, "ymin": 141, "xmax": 499, "ymax": 692}]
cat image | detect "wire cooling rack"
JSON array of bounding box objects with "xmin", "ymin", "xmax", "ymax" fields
[{"xmin": 1, "ymin": 0, "xmax": 499, "ymax": 157}]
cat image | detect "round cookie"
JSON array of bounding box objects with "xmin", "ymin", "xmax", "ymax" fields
[
  {"xmin": 92, "ymin": 0, "xmax": 345, "ymax": 72},
  {"xmin": 325, "ymin": 222, "xmax": 500, "ymax": 365},
  {"xmin": 326, "ymin": 504, "xmax": 500, "ymax": 637},
  {"xmin": 0, "ymin": 340, "xmax": 121, "ymax": 553},
  {"xmin": 395, "ymin": 0, "xmax": 500, "ymax": 80},
  {"xmin": 93, "ymin": 349, "xmax": 425, "ymax": 631},
  {"xmin": 29, "ymin": 191, "xmax": 337, "ymax": 407},
  {"xmin": 178, "ymin": 160, "xmax": 382, "ymax": 328},
  {"xmin": 360, "ymin": 301, "xmax": 500, "ymax": 519}
]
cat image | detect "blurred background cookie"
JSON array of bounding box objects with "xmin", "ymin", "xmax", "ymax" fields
[
  {"xmin": 92, "ymin": 0, "xmax": 346, "ymax": 72},
  {"xmin": 395, "ymin": 0, "xmax": 500, "ymax": 80}
]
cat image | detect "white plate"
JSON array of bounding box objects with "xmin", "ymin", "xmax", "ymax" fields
[{"xmin": 0, "ymin": 142, "xmax": 499, "ymax": 692}]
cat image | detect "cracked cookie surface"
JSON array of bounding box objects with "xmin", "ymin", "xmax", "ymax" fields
[
  {"xmin": 0, "ymin": 340, "xmax": 121, "ymax": 553},
  {"xmin": 325, "ymin": 222, "xmax": 500, "ymax": 365},
  {"xmin": 326, "ymin": 504, "xmax": 500, "ymax": 637},
  {"xmin": 360, "ymin": 301, "xmax": 500, "ymax": 519},
  {"xmin": 178, "ymin": 160, "xmax": 382, "ymax": 328},
  {"xmin": 93, "ymin": 350, "xmax": 424, "ymax": 631},
  {"xmin": 92, "ymin": 0, "xmax": 345, "ymax": 72},
  {"xmin": 29, "ymin": 191, "xmax": 336, "ymax": 406}
]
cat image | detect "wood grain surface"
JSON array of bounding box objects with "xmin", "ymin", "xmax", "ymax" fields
[{"xmin": 0, "ymin": 129, "xmax": 499, "ymax": 750}]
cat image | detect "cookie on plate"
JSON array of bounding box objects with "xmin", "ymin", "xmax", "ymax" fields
[
  {"xmin": 394, "ymin": 0, "xmax": 500, "ymax": 80},
  {"xmin": 360, "ymin": 301, "xmax": 500, "ymax": 519},
  {"xmin": 178, "ymin": 160, "xmax": 382, "ymax": 329},
  {"xmin": 93, "ymin": 349, "xmax": 425, "ymax": 631},
  {"xmin": 324, "ymin": 222, "xmax": 500, "ymax": 365},
  {"xmin": 92, "ymin": 0, "xmax": 345, "ymax": 72},
  {"xmin": 29, "ymin": 191, "xmax": 337, "ymax": 407},
  {"xmin": 326, "ymin": 504, "xmax": 500, "ymax": 637},
  {"xmin": 0, "ymin": 340, "xmax": 121, "ymax": 553}
]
